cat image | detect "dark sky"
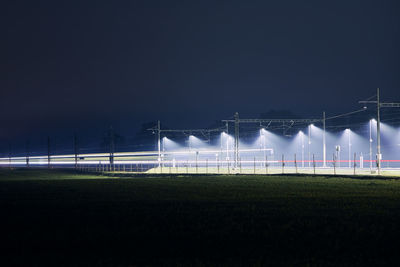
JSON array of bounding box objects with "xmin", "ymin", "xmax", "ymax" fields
[{"xmin": 1, "ymin": 0, "xmax": 399, "ymax": 152}]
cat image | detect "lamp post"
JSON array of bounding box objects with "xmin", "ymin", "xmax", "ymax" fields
[
  {"xmin": 336, "ymin": 145, "xmax": 341, "ymax": 168},
  {"xmin": 346, "ymin": 129, "xmax": 351, "ymax": 168},
  {"xmin": 323, "ymin": 111, "xmax": 326, "ymax": 167},
  {"xmin": 221, "ymin": 132, "xmax": 229, "ymax": 167},
  {"xmin": 300, "ymin": 131, "xmax": 305, "ymax": 168},
  {"xmin": 377, "ymin": 88, "xmax": 381, "ymax": 174},
  {"xmin": 188, "ymin": 135, "xmax": 193, "ymax": 168},
  {"xmin": 263, "ymin": 131, "xmax": 266, "ymax": 165},
  {"xmin": 157, "ymin": 121, "xmax": 161, "ymax": 167},
  {"xmin": 260, "ymin": 129, "xmax": 266, "ymax": 167},
  {"xmin": 358, "ymin": 88, "xmax": 400, "ymax": 175},
  {"xmin": 308, "ymin": 125, "xmax": 311, "ymax": 167},
  {"xmin": 369, "ymin": 119, "xmax": 373, "ymax": 171}
]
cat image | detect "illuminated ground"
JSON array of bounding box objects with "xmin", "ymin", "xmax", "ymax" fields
[
  {"xmin": 1, "ymin": 169, "xmax": 400, "ymax": 265},
  {"xmin": 145, "ymin": 166, "xmax": 400, "ymax": 176}
]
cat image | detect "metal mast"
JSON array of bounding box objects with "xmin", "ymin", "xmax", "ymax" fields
[
  {"xmin": 234, "ymin": 112, "xmax": 239, "ymax": 168},
  {"xmin": 74, "ymin": 133, "xmax": 78, "ymax": 169},
  {"xmin": 47, "ymin": 136, "xmax": 51, "ymax": 168},
  {"xmin": 157, "ymin": 120, "xmax": 161, "ymax": 167},
  {"xmin": 148, "ymin": 122, "xmax": 225, "ymax": 167},
  {"xmin": 323, "ymin": 111, "xmax": 326, "ymax": 167},
  {"xmin": 359, "ymin": 88, "xmax": 400, "ymax": 175},
  {"xmin": 109, "ymin": 127, "xmax": 114, "ymax": 168},
  {"xmin": 376, "ymin": 88, "xmax": 381, "ymax": 174},
  {"xmin": 223, "ymin": 116, "xmax": 321, "ymax": 169},
  {"xmin": 369, "ymin": 119, "xmax": 373, "ymax": 171},
  {"xmin": 308, "ymin": 125, "xmax": 311, "ymax": 167}
]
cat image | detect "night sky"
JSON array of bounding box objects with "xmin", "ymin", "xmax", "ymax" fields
[{"xmin": 1, "ymin": 0, "xmax": 399, "ymax": 153}]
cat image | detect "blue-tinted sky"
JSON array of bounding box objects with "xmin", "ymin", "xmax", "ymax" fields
[{"xmin": 1, "ymin": 0, "xmax": 399, "ymax": 151}]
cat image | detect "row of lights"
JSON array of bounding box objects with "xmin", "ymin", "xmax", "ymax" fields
[
  {"xmin": 163, "ymin": 120, "xmax": 378, "ymax": 150},
  {"xmin": 159, "ymin": 118, "xmax": 393, "ymax": 171}
]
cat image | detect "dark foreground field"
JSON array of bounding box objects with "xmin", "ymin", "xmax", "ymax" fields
[{"xmin": 1, "ymin": 169, "xmax": 400, "ymax": 266}]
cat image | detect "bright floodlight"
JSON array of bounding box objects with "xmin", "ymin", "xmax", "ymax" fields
[{"xmin": 296, "ymin": 130, "xmax": 305, "ymax": 167}]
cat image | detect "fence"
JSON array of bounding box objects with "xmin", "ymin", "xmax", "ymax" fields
[{"xmin": 2, "ymin": 151, "xmax": 400, "ymax": 176}]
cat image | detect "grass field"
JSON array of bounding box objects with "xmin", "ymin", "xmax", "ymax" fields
[{"xmin": 1, "ymin": 169, "xmax": 400, "ymax": 266}]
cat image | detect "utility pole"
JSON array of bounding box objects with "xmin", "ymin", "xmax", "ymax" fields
[
  {"xmin": 157, "ymin": 120, "xmax": 161, "ymax": 167},
  {"xmin": 148, "ymin": 122, "xmax": 223, "ymax": 169},
  {"xmin": 263, "ymin": 129, "xmax": 266, "ymax": 166},
  {"xmin": 359, "ymin": 88, "xmax": 400, "ymax": 175},
  {"xmin": 348, "ymin": 130, "xmax": 351, "ymax": 168},
  {"xmin": 234, "ymin": 112, "xmax": 239, "ymax": 168},
  {"xmin": 47, "ymin": 136, "xmax": 51, "ymax": 168},
  {"xmin": 323, "ymin": 111, "xmax": 326, "ymax": 167},
  {"xmin": 301, "ymin": 132, "xmax": 304, "ymax": 168},
  {"xmin": 109, "ymin": 127, "xmax": 114, "ymax": 170},
  {"xmin": 376, "ymin": 87, "xmax": 381, "ymax": 174},
  {"xmin": 369, "ymin": 119, "xmax": 373, "ymax": 171},
  {"xmin": 223, "ymin": 116, "xmax": 320, "ymax": 170},
  {"xmin": 308, "ymin": 125, "xmax": 311, "ymax": 168},
  {"xmin": 225, "ymin": 121, "xmax": 229, "ymax": 162},
  {"xmin": 26, "ymin": 140, "xmax": 30, "ymax": 168},
  {"xmin": 74, "ymin": 133, "xmax": 78, "ymax": 169},
  {"xmin": 8, "ymin": 144, "xmax": 12, "ymax": 169}
]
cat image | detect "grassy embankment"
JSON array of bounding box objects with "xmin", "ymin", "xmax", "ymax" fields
[{"xmin": 0, "ymin": 169, "xmax": 399, "ymax": 265}]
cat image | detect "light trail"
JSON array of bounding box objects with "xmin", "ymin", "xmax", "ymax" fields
[{"xmin": 2, "ymin": 119, "xmax": 400, "ymax": 176}]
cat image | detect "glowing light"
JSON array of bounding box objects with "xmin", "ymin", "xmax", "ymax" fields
[{"xmin": 3, "ymin": 119, "xmax": 400, "ymax": 172}]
